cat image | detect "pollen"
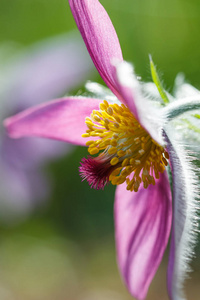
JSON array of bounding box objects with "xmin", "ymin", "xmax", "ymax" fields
[{"xmin": 80, "ymin": 100, "xmax": 169, "ymax": 192}]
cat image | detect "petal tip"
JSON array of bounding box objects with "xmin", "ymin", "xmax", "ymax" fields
[{"xmin": 3, "ymin": 117, "xmax": 16, "ymax": 138}]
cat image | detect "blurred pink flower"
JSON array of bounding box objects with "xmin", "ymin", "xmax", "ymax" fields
[
  {"xmin": 0, "ymin": 33, "xmax": 94, "ymax": 222},
  {"xmin": 4, "ymin": 2, "xmax": 199, "ymax": 300}
]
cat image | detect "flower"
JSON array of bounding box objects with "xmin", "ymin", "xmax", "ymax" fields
[
  {"xmin": 3, "ymin": 1, "xmax": 200, "ymax": 300},
  {"xmin": 0, "ymin": 32, "xmax": 93, "ymax": 222}
]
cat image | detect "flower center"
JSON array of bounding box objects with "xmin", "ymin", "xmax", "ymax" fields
[{"xmin": 80, "ymin": 100, "xmax": 169, "ymax": 192}]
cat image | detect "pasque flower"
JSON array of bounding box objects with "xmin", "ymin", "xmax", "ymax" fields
[
  {"xmin": 0, "ymin": 32, "xmax": 93, "ymax": 222},
  {"xmin": 4, "ymin": 1, "xmax": 200, "ymax": 299}
]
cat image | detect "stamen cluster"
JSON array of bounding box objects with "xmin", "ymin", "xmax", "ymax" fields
[{"xmin": 80, "ymin": 100, "xmax": 169, "ymax": 192}]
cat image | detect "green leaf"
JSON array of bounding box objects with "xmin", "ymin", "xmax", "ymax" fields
[
  {"xmin": 182, "ymin": 118, "xmax": 200, "ymax": 134},
  {"xmin": 193, "ymin": 113, "xmax": 200, "ymax": 119},
  {"xmin": 149, "ymin": 55, "xmax": 170, "ymax": 105}
]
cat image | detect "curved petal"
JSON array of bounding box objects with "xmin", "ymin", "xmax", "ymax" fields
[
  {"xmin": 4, "ymin": 97, "xmax": 102, "ymax": 146},
  {"xmin": 114, "ymin": 171, "xmax": 172, "ymax": 300},
  {"xmin": 164, "ymin": 131, "xmax": 199, "ymax": 300},
  {"xmin": 68, "ymin": 0, "xmax": 123, "ymax": 98}
]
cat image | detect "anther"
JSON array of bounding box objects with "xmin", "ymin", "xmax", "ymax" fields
[
  {"xmin": 122, "ymin": 158, "xmax": 129, "ymax": 167},
  {"xmin": 117, "ymin": 176, "xmax": 126, "ymax": 185},
  {"xmin": 81, "ymin": 101, "xmax": 169, "ymax": 192},
  {"xmin": 117, "ymin": 150, "xmax": 126, "ymax": 157},
  {"xmin": 82, "ymin": 133, "xmax": 90, "ymax": 138},
  {"xmin": 143, "ymin": 169, "xmax": 148, "ymax": 176},
  {"xmin": 86, "ymin": 141, "xmax": 94, "ymax": 146},
  {"xmin": 114, "ymin": 123, "xmax": 120, "ymax": 128},
  {"xmin": 110, "ymin": 139, "xmax": 117, "ymax": 147},
  {"xmin": 103, "ymin": 100, "xmax": 109, "ymax": 107},
  {"xmin": 93, "ymin": 115, "xmax": 101, "ymax": 122},
  {"xmin": 108, "ymin": 147, "xmax": 117, "ymax": 155},
  {"xmin": 143, "ymin": 181, "xmax": 148, "ymax": 189},
  {"xmin": 114, "ymin": 116, "xmax": 121, "ymax": 123},
  {"xmin": 100, "ymin": 103, "xmax": 107, "ymax": 111},
  {"xmin": 89, "ymin": 147, "xmax": 99, "ymax": 155},
  {"xmin": 110, "ymin": 157, "xmax": 119, "ymax": 165},
  {"xmin": 107, "ymin": 107, "xmax": 113, "ymax": 115},
  {"xmin": 164, "ymin": 151, "xmax": 169, "ymax": 159}
]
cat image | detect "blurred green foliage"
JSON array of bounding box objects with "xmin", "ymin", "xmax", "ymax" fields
[
  {"xmin": 1, "ymin": 0, "xmax": 200, "ymax": 87},
  {"xmin": 102, "ymin": 0, "xmax": 200, "ymax": 88}
]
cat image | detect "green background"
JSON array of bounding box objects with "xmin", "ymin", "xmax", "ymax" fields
[{"xmin": 0, "ymin": 1, "xmax": 200, "ymax": 299}]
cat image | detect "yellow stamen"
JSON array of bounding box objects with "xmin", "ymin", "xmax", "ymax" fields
[
  {"xmin": 89, "ymin": 147, "xmax": 99, "ymax": 155},
  {"xmin": 108, "ymin": 147, "xmax": 118, "ymax": 155},
  {"xmin": 107, "ymin": 107, "xmax": 113, "ymax": 115},
  {"xmin": 86, "ymin": 141, "xmax": 94, "ymax": 146},
  {"xmin": 82, "ymin": 101, "xmax": 169, "ymax": 192},
  {"xmin": 110, "ymin": 157, "xmax": 119, "ymax": 165},
  {"xmin": 82, "ymin": 133, "xmax": 90, "ymax": 138}
]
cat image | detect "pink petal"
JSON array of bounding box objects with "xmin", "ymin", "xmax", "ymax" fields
[
  {"xmin": 68, "ymin": 0, "xmax": 123, "ymax": 98},
  {"xmin": 114, "ymin": 171, "xmax": 172, "ymax": 300},
  {"xmin": 4, "ymin": 97, "xmax": 102, "ymax": 146}
]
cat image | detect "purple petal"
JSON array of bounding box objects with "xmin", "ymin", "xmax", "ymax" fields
[
  {"xmin": 4, "ymin": 97, "xmax": 102, "ymax": 146},
  {"xmin": 114, "ymin": 171, "xmax": 172, "ymax": 300},
  {"xmin": 0, "ymin": 33, "xmax": 95, "ymax": 221},
  {"xmin": 4, "ymin": 33, "xmax": 94, "ymax": 112},
  {"xmin": 68, "ymin": 0, "xmax": 123, "ymax": 98}
]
